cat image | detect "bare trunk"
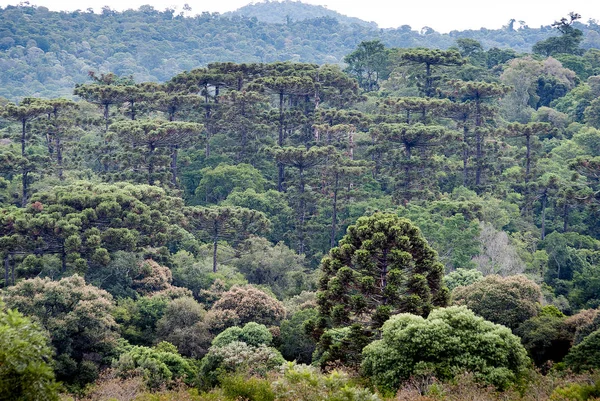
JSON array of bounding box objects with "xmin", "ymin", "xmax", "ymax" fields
[
  {"xmin": 541, "ymin": 193, "xmax": 547, "ymax": 240},
  {"xmin": 463, "ymin": 125, "xmax": 469, "ymax": 187},
  {"xmin": 148, "ymin": 142, "xmax": 155, "ymax": 185},
  {"xmin": 278, "ymin": 92, "xmax": 285, "ymax": 192},
  {"xmin": 170, "ymin": 145, "xmax": 178, "ymax": 187},
  {"xmin": 330, "ymin": 172, "xmax": 339, "ymax": 248},
  {"xmin": 3, "ymin": 254, "xmax": 8, "ymax": 288},
  {"xmin": 56, "ymin": 134, "xmax": 64, "ymax": 181},
  {"xmin": 212, "ymin": 236, "xmax": 218, "ymax": 273}
]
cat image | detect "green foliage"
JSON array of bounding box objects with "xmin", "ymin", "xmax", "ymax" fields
[
  {"xmin": 272, "ymin": 362, "xmax": 381, "ymax": 401},
  {"xmin": 114, "ymin": 295, "xmax": 169, "ymax": 346},
  {"xmin": 315, "ymin": 213, "xmax": 449, "ymax": 365},
  {"xmin": 114, "ymin": 342, "xmax": 197, "ymax": 390},
  {"xmin": 219, "ymin": 374, "xmax": 275, "ymax": 401},
  {"xmin": 362, "ymin": 306, "xmax": 531, "ymax": 394},
  {"xmin": 223, "ymin": 189, "xmax": 294, "ymax": 244},
  {"xmin": 199, "ymin": 341, "xmax": 285, "ymax": 388},
  {"xmin": 195, "ymin": 163, "xmax": 266, "ymax": 204},
  {"xmin": 212, "ymin": 322, "xmax": 273, "ymax": 348},
  {"xmin": 279, "ymin": 308, "xmax": 318, "ymax": 364},
  {"xmin": 211, "ymin": 285, "xmax": 286, "ymax": 327},
  {"xmin": 515, "ymin": 315, "xmax": 572, "ymax": 367},
  {"xmin": 550, "ymin": 380, "xmax": 600, "ymax": 401},
  {"xmin": 231, "ymin": 237, "xmax": 312, "ymax": 298},
  {"xmin": 564, "ymin": 330, "xmax": 600, "ymax": 373},
  {"xmin": 452, "ymin": 275, "xmax": 543, "ymax": 330},
  {"xmin": 0, "ymin": 181, "xmax": 186, "ymax": 279},
  {"xmin": 1, "ymin": 275, "xmax": 119, "ymax": 388},
  {"xmin": 0, "ymin": 301, "xmax": 59, "ymax": 401},
  {"xmin": 444, "ymin": 268, "xmax": 484, "ymax": 291},
  {"xmin": 155, "ymin": 297, "xmax": 212, "ymax": 358}
]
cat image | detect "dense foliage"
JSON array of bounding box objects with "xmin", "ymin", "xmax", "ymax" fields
[
  {"xmin": 1, "ymin": 4, "xmax": 600, "ymax": 399},
  {"xmin": 362, "ymin": 306, "xmax": 531, "ymax": 393}
]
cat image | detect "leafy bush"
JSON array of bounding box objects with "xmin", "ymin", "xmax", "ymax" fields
[
  {"xmin": 452, "ymin": 274, "xmax": 542, "ymax": 330},
  {"xmin": 0, "ymin": 301, "xmax": 59, "ymax": 401},
  {"xmin": 362, "ymin": 306, "xmax": 531, "ymax": 394},
  {"xmin": 564, "ymin": 330, "xmax": 600, "ymax": 373},
  {"xmin": 549, "ymin": 380, "xmax": 600, "ymax": 401},
  {"xmin": 279, "ymin": 308, "xmax": 318, "ymax": 364},
  {"xmin": 210, "ymin": 285, "xmax": 286, "ymax": 326},
  {"xmin": 515, "ymin": 315, "xmax": 572, "ymax": 367},
  {"xmin": 1, "ymin": 275, "xmax": 120, "ymax": 388},
  {"xmin": 444, "ymin": 268, "xmax": 484, "ymax": 291},
  {"xmin": 198, "ymin": 341, "xmax": 285, "ymax": 388},
  {"xmin": 113, "ymin": 342, "xmax": 197, "ymax": 390},
  {"xmin": 272, "ymin": 362, "xmax": 381, "ymax": 401},
  {"xmin": 220, "ymin": 374, "xmax": 275, "ymax": 401},
  {"xmin": 212, "ymin": 322, "xmax": 273, "ymax": 348},
  {"xmin": 156, "ymin": 297, "xmax": 212, "ymax": 358}
]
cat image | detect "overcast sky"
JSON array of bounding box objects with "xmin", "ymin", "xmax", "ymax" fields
[{"xmin": 1, "ymin": 0, "xmax": 599, "ymax": 33}]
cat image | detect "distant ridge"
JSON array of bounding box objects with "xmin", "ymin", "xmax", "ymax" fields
[{"xmin": 225, "ymin": 0, "xmax": 378, "ymax": 28}]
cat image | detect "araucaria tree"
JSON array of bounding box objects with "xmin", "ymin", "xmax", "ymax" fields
[{"xmin": 312, "ymin": 213, "xmax": 449, "ymax": 364}]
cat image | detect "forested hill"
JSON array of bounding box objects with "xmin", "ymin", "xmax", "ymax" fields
[
  {"xmin": 1, "ymin": 2, "xmax": 600, "ymax": 100},
  {"xmin": 225, "ymin": 0, "xmax": 378, "ymax": 28}
]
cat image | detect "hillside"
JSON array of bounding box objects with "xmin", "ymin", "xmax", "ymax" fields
[
  {"xmin": 0, "ymin": 2, "xmax": 599, "ymax": 100},
  {"xmin": 225, "ymin": 0, "xmax": 378, "ymax": 28}
]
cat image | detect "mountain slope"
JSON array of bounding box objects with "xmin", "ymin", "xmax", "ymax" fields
[{"xmin": 225, "ymin": 0, "xmax": 377, "ymax": 28}]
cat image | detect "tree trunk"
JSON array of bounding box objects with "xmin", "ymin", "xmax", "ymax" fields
[
  {"xmin": 463, "ymin": 125, "xmax": 469, "ymax": 187},
  {"xmin": 56, "ymin": 134, "xmax": 64, "ymax": 181},
  {"xmin": 475, "ymin": 99, "xmax": 483, "ymax": 188},
  {"xmin": 541, "ymin": 192, "xmax": 547, "ymax": 240},
  {"xmin": 104, "ymin": 103, "xmax": 110, "ymax": 132},
  {"xmin": 563, "ymin": 202, "xmax": 569, "ymax": 232},
  {"xmin": 170, "ymin": 145, "xmax": 178, "ymax": 187},
  {"xmin": 330, "ymin": 172, "xmax": 339, "ymax": 248},
  {"xmin": 3, "ymin": 254, "xmax": 8, "ymax": 288},
  {"xmin": 212, "ymin": 234, "xmax": 218, "ymax": 273},
  {"xmin": 148, "ymin": 142, "xmax": 155, "ymax": 185},
  {"xmin": 278, "ymin": 92, "xmax": 285, "ymax": 192},
  {"xmin": 21, "ymin": 118, "xmax": 29, "ymax": 205},
  {"xmin": 525, "ymin": 133, "xmax": 531, "ymax": 183}
]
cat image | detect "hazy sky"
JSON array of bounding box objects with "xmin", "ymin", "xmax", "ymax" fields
[{"xmin": 1, "ymin": 0, "xmax": 599, "ymax": 33}]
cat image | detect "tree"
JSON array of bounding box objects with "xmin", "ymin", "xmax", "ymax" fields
[
  {"xmin": 1, "ymin": 275, "xmax": 120, "ymax": 388},
  {"xmin": 195, "ymin": 163, "xmax": 266, "ymax": 204},
  {"xmin": 452, "ymin": 274, "xmax": 542, "ymax": 330},
  {"xmin": 223, "ymin": 189, "xmax": 294, "ymax": 245},
  {"xmin": 212, "ymin": 322, "xmax": 273, "ymax": 348},
  {"xmin": 1, "ymin": 98, "xmax": 52, "ymax": 206},
  {"xmin": 564, "ymin": 329, "xmax": 600, "ymax": 372},
  {"xmin": 515, "ymin": 314, "xmax": 572, "ymax": 367},
  {"xmin": 0, "ymin": 301, "xmax": 59, "ymax": 401},
  {"xmin": 155, "ymin": 297, "xmax": 212, "ymax": 358},
  {"xmin": 279, "ymin": 308, "xmax": 318, "ymax": 364},
  {"xmin": 73, "ymin": 75, "xmax": 130, "ymax": 132},
  {"xmin": 312, "ymin": 213, "xmax": 449, "ymax": 365},
  {"xmin": 0, "ymin": 182, "xmax": 186, "ymax": 280},
  {"xmin": 33, "ymin": 98, "xmax": 79, "ymax": 181},
  {"xmin": 450, "ymin": 80, "xmax": 510, "ymax": 188},
  {"xmin": 185, "ymin": 206, "xmax": 270, "ymax": 272},
  {"xmin": 444, "ymin": 268, "xmax": 483, "ymax": 291},
  {"xmin": 533, "ymin": 13, "xmax": 584, "ymax": 56},
  {"xmin": 400, "ymin": 48, "xmax": 464, "ymax": 97},
  {"xmin": 210, "ymin": 285, "xmax": 286, "ymax": 327},
  {"xmin": 343, "ymin": 40, "xmax": 391, "ymax": 92},
  {"xmin": 109, "ymin": 119, "xmax": 203, "ymax": 186},
  {"xmin": 114, "ymin": 342, "xmax": 197, "ymax": 390},
  {"xmin": 362, "ymin": 306, "xmax": 530, "ymax": 393},
  {"xmin": 231, "ymin": 236, "xmax": 310, "ymax": 299},
  {"xmin": 270, "ymin": 146, "xmax": 332, "ymax": 254}
]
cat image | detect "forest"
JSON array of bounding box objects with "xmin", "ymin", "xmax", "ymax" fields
[{"xmin": 1, "ymin": 3, "xmax": 600, "ymax": 401}]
